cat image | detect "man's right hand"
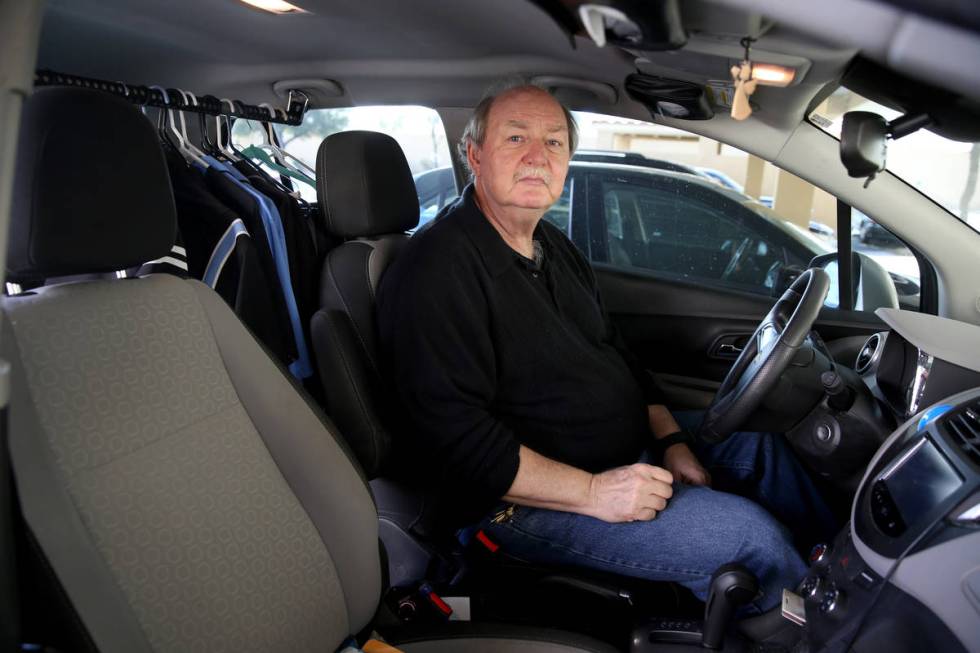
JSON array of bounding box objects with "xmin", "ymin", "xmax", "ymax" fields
[{"xmin": 587, "ymin": 464, "xmax": 674, "ymax": 523}]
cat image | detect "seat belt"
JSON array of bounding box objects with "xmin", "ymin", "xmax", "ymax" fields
[{"xmin": 0, "ymin": 359, "xmax": 21, "ymax": 651}]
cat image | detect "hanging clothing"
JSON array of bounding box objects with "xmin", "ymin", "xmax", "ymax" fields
[
  {"xmin": 241, "ymin": 166, "xmax": 320, "ymax": 336},
  {"xmin": 164, "ymin": 150, "xmax": 294, "ymax": 364},
  {"xmin": 203, "ymin": 155, "xmax": 314, "ymax": 379}
]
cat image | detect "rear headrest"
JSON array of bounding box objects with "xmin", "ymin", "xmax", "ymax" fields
[
  {"xmin": 9, "ymin": 87, "xmax": 176, "ymax": 279},
  {"xmin": 316, "ymin": 130, "xmax": 419, "ymax": 238}
]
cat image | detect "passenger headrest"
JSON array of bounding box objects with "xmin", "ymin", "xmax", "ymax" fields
[
  {"xmin": 316, "ymin": 130, "xmax": 419, "ymax": 238},
  {"xmin": 9, "ymin": 87, "xmax": 176, "ymax": 279}
]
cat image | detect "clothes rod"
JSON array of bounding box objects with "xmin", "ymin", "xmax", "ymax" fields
[{"xmin": 34, "ymin": 69, "xmax": 309, "ymax": 126}]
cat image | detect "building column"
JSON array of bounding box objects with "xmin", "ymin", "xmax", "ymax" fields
[
  {"xmin": 744, "ymin": 154, "xmax": 766, "ymax": 199},
  {"xmin": 773, "ymin": 168, "xmax": 815, "ymax": 228}
]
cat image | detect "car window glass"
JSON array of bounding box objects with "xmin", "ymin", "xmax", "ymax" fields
[
  {"xmin": 542, "ymin": 177, "xmax": 573, "ymax": 235},
  {"xmin": 232, "ymin": 107, "xmax": 457, "ymax": 209},
  {"xmin": 571, "ymin": 111, "xmax": 923, "ymax": 312},
  {"xmin": 596, "ymin": 176, "xmax": 808, "ymax": 295}
]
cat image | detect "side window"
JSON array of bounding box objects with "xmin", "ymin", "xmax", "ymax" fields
[
  {"xmin": 232, "ymin": 106, "xmax": 457, "ymax": 212},
  {"xmin": 594, "ymin": 175, "xmax": 808, "ymax": 295},
  {"xmin": 542, "ymin": 176, "xmax": 573, "ymax": 235},
  {"xmin": 571, "ymin": 111, "xmax": 924, "ymax": 312}
]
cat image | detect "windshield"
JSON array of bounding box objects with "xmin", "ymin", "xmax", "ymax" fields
[{"xmin": 809, "ymin": 87, "xmax": 980, "ymax": 236}]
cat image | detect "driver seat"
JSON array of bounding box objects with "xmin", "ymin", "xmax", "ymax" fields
[
  {"xmin": 4, "ymin": 86, "xmax": 623, "ymax": 653},
  {"xmin": 308, "ymin": 131, "xmax": 697, "ymax": 639}
]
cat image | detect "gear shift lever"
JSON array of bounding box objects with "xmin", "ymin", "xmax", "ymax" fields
[{"xmin": 701, "ymin": 563, "xmax": 759, "ymax": 649}]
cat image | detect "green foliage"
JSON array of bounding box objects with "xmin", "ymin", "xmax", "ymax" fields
[{"xmin": 278, "ymin": 109, "xmax": 350, "ymax": 147}]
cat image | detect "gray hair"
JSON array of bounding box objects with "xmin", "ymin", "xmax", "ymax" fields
[{"xmin": 457, "ymin": 81, "xmax": 578, "ymax": 181}]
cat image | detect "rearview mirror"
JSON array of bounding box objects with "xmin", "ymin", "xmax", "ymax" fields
[{"xmin": 840, "ymin": 111, "xmax": 888, "ymax": 179}]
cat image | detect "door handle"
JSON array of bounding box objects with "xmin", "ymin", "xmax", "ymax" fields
[{"xmin": 709, "ymin": 334, "xmax": 751, "ymax": 360}]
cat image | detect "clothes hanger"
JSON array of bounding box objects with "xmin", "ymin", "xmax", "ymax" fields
[
  {"xmin": 217, "ymin": 99, "xmax": 242, "ymax": 161},
  {"xmin": 236, "ymin": 104, "xmax": 315, "ymax": 188},
  {"xmin": 256, "ymin": 102, "xmax": 316, "ymax": 175},
  {"xmin": 149, "ymin": 85, "xmax": 179, "ymax": 154},
  {"xmin": 173, "ymin": 89, "xmax": 209, "ymax": 167}
]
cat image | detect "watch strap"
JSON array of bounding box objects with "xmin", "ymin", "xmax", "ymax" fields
[{"xmin": 657, "ymin": 429, "xmax": 694, "ymax": 452}]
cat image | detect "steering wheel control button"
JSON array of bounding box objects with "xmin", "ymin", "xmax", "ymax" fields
[
  {"xmin": 820, "ymin": 584, "xmax": 843, "ymax": 615},
  {"xmin": 809, "ymin": 543, "xmax": 831, "ymax": 566}
]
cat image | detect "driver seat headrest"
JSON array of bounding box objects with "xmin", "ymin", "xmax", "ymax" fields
[
  {"xmin": 8, "ymin": 87, "xmax": 176, "ymax": 280},
  {"xmin": 316, "ymin": 130, "xmax": 419, "ymax": 239}
]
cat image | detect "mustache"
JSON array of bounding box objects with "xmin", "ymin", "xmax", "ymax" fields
[{"xmin": 514, "ymin": 167, "xmax": 552, "ymax": 184}]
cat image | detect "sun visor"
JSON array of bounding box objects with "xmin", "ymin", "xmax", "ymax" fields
[{"xmin": 526, "ymin": 0, "xmax": 687, "ymax": 51}]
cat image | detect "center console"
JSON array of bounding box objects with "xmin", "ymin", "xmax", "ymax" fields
[{"xmin": 796, "ymin": 388, "xmax": 980, "ymax": 653}]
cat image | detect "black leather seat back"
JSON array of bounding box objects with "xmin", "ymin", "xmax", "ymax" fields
[{"xmin": 311, "ymin": 131, "xmax": 420, "ymax": 478}]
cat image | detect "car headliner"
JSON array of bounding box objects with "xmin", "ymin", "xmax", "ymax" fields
[
  {"xmin": 19, "ymin": 0, "xmax": 980, "ymax": 324},
  {"xmin": 40, "ymin": 0, "xmax": 977, "ymax": 119}
]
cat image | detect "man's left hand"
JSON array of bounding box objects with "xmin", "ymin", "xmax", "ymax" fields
[{"xmin": 662, "ymin": 443, "xmax": 711, "ymax": 487}]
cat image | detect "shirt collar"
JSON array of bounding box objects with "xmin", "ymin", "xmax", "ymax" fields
[{"xmin": 454, "ymin": 183, "xmax": 550, "ymax": 278}]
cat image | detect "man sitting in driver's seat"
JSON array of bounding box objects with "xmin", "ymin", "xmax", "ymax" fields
[{"xmin": 377, "ymin": 82, "xmax": 836, "ymax": 613}]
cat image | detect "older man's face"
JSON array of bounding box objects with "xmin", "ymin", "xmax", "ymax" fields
[{"xmin": 468, "ymin": 88, "xmax": 571, "ymax": 213}]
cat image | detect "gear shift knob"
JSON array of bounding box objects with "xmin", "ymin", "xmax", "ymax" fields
[{"xmin": 701, "ymin": 563, "xmax": 759, "ymax": 649}]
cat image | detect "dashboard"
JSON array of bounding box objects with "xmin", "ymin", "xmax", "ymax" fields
[{"xmin": 856, "ymin": 309, "xmax": 980, "ymax": 420}]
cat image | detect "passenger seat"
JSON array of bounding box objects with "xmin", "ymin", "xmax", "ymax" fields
[{"xmin": 3, "ymin": 87, "xmax": 619, "ymax": 653}]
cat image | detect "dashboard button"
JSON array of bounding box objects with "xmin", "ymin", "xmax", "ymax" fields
[
  {"xmin": 820, "ymin": 584, "xmax": 844, "ymax": 615},
  {"xmin": 809, "ymin": 543, "xmax": 831, "ymax": 566},
  {"xmin": 800, "ymin": 575, "xmax": 822, "ymax": 599}
]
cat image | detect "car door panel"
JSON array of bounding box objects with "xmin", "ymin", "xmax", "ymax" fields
[{"xmin": 594, "ymin": 264, "xmax": 887, "ymax": 407}]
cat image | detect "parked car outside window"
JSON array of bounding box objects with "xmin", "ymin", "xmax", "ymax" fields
[{"xmin": 414, "ymin": 160, "xmax": 921, "ymax": 310}]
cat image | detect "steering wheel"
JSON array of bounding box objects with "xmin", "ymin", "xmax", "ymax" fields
[
  {"xmin": 698, "ymin": 268, "xmax": 830, "ymax": 443},
  {"xmin": 720, "ymin": 236, "xmax": 751, "ymax": 281}
]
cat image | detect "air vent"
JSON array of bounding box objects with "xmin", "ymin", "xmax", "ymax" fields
[
  {"xmin": 855, "ymin": 334, "xmax": 880, "ymax": 374},
  {"xmin": 944, "ymin": 401, "xmax": 980, "ymax": 467}
]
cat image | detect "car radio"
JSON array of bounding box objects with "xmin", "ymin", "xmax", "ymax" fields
[{"xmin": 869, "ymin": 434, "xmax": 963, "ymax": 538}]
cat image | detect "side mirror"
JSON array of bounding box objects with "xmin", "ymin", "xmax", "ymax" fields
[
  {"xmin": 809, "ymin": 252, "xmax": 899, "ymax": 312},
  {"xmin": 840, "ymin": 111, "xmax": 888, "ymax": 179}
]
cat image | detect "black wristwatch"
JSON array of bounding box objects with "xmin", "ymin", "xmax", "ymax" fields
[{"xmin": 657, "ymin": 429, "xmax": 695, "ymax": 453}]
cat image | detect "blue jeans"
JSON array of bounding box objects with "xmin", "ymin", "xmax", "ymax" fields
[{"xmin": 479, "ymin": 413, "xmax": 837, "ymax": 613}]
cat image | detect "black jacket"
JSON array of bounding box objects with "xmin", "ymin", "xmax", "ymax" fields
[{"xmin": 378, "ymin": 185, "xmax": 662, "ymax": 525}]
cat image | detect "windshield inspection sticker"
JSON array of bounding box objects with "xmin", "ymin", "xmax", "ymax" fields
[
  {"xmin": 781, "ymin": 589, "xmax": 807, "ymax": 626},
  {"xmin": 810, "ymin": 113, "xmax": 833, "ymax": 129}
]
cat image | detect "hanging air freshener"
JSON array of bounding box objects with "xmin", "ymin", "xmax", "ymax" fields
[{"xmin": 730, "ymin": 37, "xmax": 758, "ymax": 121}]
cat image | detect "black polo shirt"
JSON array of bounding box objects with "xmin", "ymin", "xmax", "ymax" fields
[{"xmin": 377, "ymin": 184, "xmax": 663, "ymax": 525}]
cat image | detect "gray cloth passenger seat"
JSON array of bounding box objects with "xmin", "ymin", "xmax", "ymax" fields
[{"xmin": 3, "ymin": 87, "xmax": 618, "ymax": 653}]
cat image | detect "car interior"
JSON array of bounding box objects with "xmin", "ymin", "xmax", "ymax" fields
[{"xmin": 1, "ymin": 0, "xmax": 979, "ymax": 652}]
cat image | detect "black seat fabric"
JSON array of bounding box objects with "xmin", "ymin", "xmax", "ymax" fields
[
  {"xmin": 311, "ymin": 130, "xmax": 420, "ymax": 478},
  {"xmin": 4, "ymin": 87, "xmax": 617, "ymax": 653}
]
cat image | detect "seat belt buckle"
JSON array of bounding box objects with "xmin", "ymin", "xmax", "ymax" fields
[
  {"xmin": 474, "ymin": 529, "xmax": 500, "ymax": 553},
  {"xmin": 418, "ymin": 582, "xmax": 454, "ymax": 619}
]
